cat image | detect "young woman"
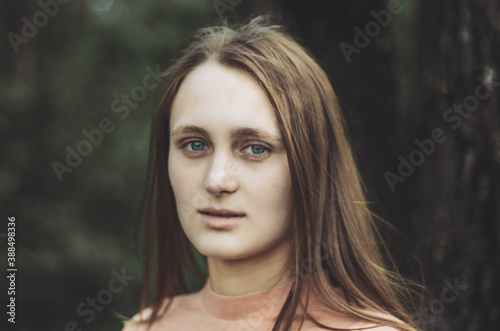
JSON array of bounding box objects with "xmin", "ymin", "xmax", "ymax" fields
[{"xmin": 123, "ymin": 16, "xmax": 422, "ymax": 331}]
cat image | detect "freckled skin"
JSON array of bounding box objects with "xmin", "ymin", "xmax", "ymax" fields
[{"xmin": 168, "ymin": 62, "xmax": 293, "ymax": 262}]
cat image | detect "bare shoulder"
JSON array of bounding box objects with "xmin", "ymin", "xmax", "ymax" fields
[
  {"xmin": 306, "ymin": 301, "xmax": 408, "ymax": 331},
  {"xmin": 354, "ymin": 312, "xmax": 408, "ymax": 331},
  {"xmin": 303, "ymin": 320, "xmax": 405, "ymax": 331},
  {"xmin": 121, "ymin": 307, "xmax": 153, "ymax": 331},
  {"xmin": 369, "ymin": 326, "xmax": 402, "ymax": 331},
  {"xmin": 120, "ymin": 291, "xmax": 202, "ymax": 331}
]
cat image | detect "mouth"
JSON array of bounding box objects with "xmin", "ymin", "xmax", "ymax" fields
[
  {"xmin": 200, "ymin": 211, "xmax": 243, "ymax": 218},
  {"xmin": 198, "ymin": 209, "xmax": 245, "ymax": 229},
  {"xmin": 198, "ymin": 208, "xmax": 246, "ymax": 218}
]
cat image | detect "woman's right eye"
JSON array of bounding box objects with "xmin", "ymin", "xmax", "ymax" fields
[{"xmin": 183, "ymin": 140, "xmax": 207, "ymax": 152}]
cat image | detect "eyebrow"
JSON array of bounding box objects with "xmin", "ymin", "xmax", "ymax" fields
[{"xmin": 171, "ymin": 125, "xmax": 282, "ymax": 142}]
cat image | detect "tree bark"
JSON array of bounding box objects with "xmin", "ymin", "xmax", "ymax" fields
[{"xmin": 414, "ymin": 0, "xmax": 500, "ymax": 329}]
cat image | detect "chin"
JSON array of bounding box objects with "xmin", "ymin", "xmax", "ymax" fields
[
  {"xmin": 199, "ymin": 247, "xmax": 248, "ymax": 260},
  {"xmin": 195, "ymin": 239, "xmax": 251, "ymax": 260}
]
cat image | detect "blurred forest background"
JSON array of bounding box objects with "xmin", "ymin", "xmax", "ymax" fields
[{"xmin": 1, "ymin": 0, "xmax": 499, "ymax": 330}]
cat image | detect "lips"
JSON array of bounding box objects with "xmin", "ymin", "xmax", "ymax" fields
[
  {"xmin": 199, "ymin": 208, "xmax": 245, "ymax": 229},
  {"xmin": 199, "ymin": 208, "xmax": 245, "ymax": 218}
]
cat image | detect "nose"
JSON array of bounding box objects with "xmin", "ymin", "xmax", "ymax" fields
[{"xmin": 204, "ymin": 150, "xmax": 239, "ymax": 196}]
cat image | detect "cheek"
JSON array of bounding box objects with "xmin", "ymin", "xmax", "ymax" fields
[
  {"xmin": 168, "ymin": 153, "xmax": 196, "ymax": 207},
  {"xmin": 248, "ymin": 163, "xmax": 292, "ymax": 219},
  {"xmin": 168, "ymin": 155, "xmax": 180, "ymax": 195},
  {"xmin": 168, "ymin": 152, "xmax": 213, "ymax": 226},
  {"xmin": 268, "ymin": 160, "xmax": 292, "ymax": 201},
  {"xmin": 168, "ymin": 157, "xmax": 199, "ymax": 237}
]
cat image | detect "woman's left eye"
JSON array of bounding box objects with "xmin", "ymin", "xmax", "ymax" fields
[{"xmin": 243, "ymin": 144, "xmax": 268, "ymax": 157}]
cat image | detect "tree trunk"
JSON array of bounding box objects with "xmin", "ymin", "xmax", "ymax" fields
[{"xmin": 414, "ymin": 0, "xmax": 500, "ymax": 329}]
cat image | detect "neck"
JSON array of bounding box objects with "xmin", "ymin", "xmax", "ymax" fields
[{"xmin": 207, "ymin": 240, "xmax": 293, "ymax": 296}]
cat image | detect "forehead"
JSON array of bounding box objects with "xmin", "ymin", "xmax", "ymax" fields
[{"xmin": 170, "ymin": 62, "xmax": 280, "ymax": 135}]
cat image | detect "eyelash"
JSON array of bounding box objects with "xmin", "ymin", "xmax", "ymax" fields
[{"xmin": 180, "ymin": 140, "xmax": 270, "ymax": 159}]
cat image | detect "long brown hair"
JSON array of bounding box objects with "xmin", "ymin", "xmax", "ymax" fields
[{"xmin": 137, "ymin": 16, "xmax": 423, "ymax": 331}]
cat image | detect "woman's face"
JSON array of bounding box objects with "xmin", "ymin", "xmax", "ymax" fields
[{"xmin": 168, "ymin": 62, "xmax": 293, "ymax": 260}]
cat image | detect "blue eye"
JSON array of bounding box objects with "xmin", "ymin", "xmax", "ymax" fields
[
  {"xmin": 187, "ymin": 141, "xmax": 206, "ymax": 151},
  {"xmin": 246, "ymin": 145, "xmax": 267, "ymax": 155},
  {"xmin": 181, "ymin": 140, "xmax": 269, "ymax": 159}
]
